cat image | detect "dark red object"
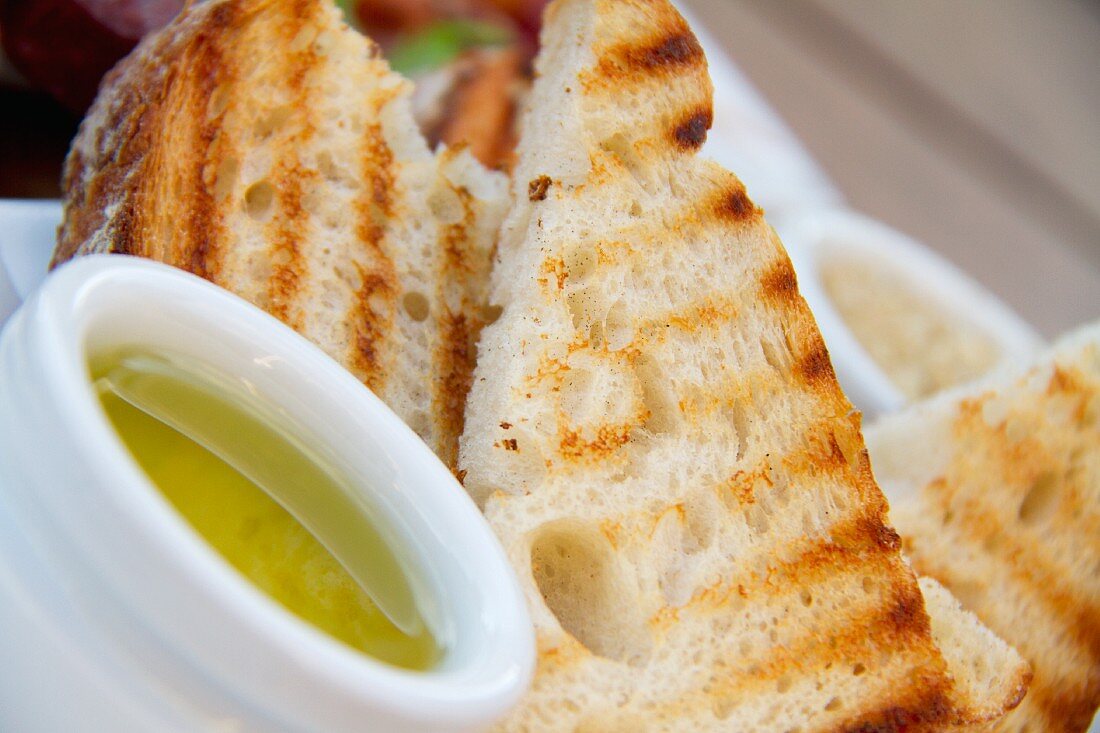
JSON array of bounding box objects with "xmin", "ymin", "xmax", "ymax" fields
[{"xmin": 0, "ymin": 0, "xmax": 184, "ymax": 113}]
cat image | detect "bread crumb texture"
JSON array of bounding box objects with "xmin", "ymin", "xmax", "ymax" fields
[
  {"xmin": 459, "ymin": 0, "xmax": 1029, "ymax": 729},
  {"xmin": 873, "ymin": 325, "xmax": 1100, "ymax": 733}
]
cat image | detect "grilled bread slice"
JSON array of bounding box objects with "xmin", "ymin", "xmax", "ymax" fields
[
  {"xmin": 52, "ymin": 0, "xmax": 508, "ymax": 468},
  {"xmin": 459, "ymin": 0, "xmax": 1027, "ymax": 729},
  {"xmin": 869, "ymin": 323, "xmax": 1100, "ymax": 732}
]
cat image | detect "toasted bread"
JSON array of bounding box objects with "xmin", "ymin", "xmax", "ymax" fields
[
  {"xmin": 869, "ymin": 323, "xmax": 1100, "ymax": 732},
  {"xmin": 458, "ymin": 0, "xmax": 1028, "ymax": 729},
  {"xmin": 52, "ymin": 0, "xmax": 508, "ymax": 468}
]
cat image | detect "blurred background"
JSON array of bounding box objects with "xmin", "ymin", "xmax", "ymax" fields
[{"xmin": 1, "ymin": 0, "xmax": 1097, "ymax": 335}]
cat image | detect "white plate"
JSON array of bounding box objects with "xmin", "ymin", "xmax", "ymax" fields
[{"xmin": 0, "ymin": 199, "xmax": 60, "ymax": 323}]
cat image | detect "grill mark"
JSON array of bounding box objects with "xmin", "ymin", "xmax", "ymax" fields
[
  {"xmin": 648, "ymin": 514, "xmax": 946, "ymax": 723},
  {"xmin": 912, "ymin": 478, "xmax": 1100, "ymax": 680},
  {"xmin": 560, "ymin": 178, "xmax": 763, "ymax": 271},
  {"xmin": 104, "ymin": 62, "xmax": 166, "ymax": 175},
  {"xmin": 438, "ymin": 186, "xmax": 478, "ymax": 275},
  {"xmin": 759, "ymin": 256, "xmax": 799, "ymax": 305},
  {"xmin": 436, "ymin": 310, "xmax": 475, "ymax": 470},
  {"xmin": 1075, "ymin": 601, "xmax": 1100, "ymax": 679},
  {"xmin": 713, "ymin": 182, "xmax": 760, "ymax": 222},
  {"xmin": 591, "ymin": 24, "xmax": 705, "ymax": 85},
  {"xmin": 647, "ymin": 632, "xmax": 950, "ymax": 732},
  {"xmin": 266, "ymin": 168, "xmax": 309, "ymax": 326},
  {"xmin": 672, "ymin": 359, "xmax": 854, "ymax": 474},
  {"xmin": 834, "ymin": 685, "xmax": 954, "ymax": 733},
  {"xmin": 821, "ymin": 430, "xmax": 853, "ymax": 472},
  {"xmin": 913, "ymin": 402, "xmax": 1100, "ymax": 668},
  {"xmin": 670, "ymin": 105, "xmax": 712, "ymax": 149},
  {"xmin": 184, "ymin": 15, "xmax": 236, "ymax": 281},
  {"xmin": 671, "ymin": 509, "xmax": 912, "ymax": 619},
  {"xmin": 675, "ymin": 364, "xmax": 817, "ymax": 440},
  {"xmin": 620, "ymin": 29, "xmax": 704, "ymax": 71},
  {"xmin": 779, "ymin": 513, "xmax": 906, "ymax": 586},
  {"xmin": 717, "ymin": 409, "xmax": 872, "ymax": 493},
  {"xmin": 287, "ymin": 0, "xmax": 316, "ymax": 36},
  {"xmin": 684, "ymin": 571, "xmax": 926, "ymax": 671},
  {"xmin": 795, "ymin": 334, "xmax": 836, "ymax": 384},
  {"xmin": 535, "ymin": 451, "xmax": 943, "ymax": 722},
  {"xmin": 349, "ymin": 121, "xmax": 398, "ymax": 389},
  {"xmin": 434, "ymin": 185, "xmax": 482, "ymax": 470},
  {"xmin": 906, "ymin": 490, "xmax": 1095, "ymax": 726},
  {"xmin": 352, "ymin": 268, "xmax": 396, "ymax": 392},
  {"xmin": 762, "ymin": 587, "xmax": 949, "ymax": 732},
  {"xmin": 884, "ymin": 580, "xmax": 930, "ymax": 638},
  {"xmin": 668, "ymin": 632, "xmax": 949, "ymax": 731},
  {"xmin": 262, "ymin": 6, "xmax": 322, "ymax": 330},
  {"xmin": 865, "ymin": 516, "xmax": 903, "ymax": 554}
]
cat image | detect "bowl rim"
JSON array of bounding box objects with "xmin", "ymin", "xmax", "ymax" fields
[
  {"xmin": 2, "ymin": 254, "xmax": 534, "ymax": 730},
  {"xmin": 779, "ymin": 207, "xmax": 1043, "ymax": 417}
]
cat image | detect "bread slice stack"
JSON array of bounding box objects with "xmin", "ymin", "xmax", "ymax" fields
[
  {"xmin": 52, "ymin": 0, "xmax": 508, "ymax": 469},
  {"xmin": 868, "ymin": 324, "xmax": 1100, "ymax": 732},
  {"xmin": 52, "ymin": 0, "xmax": 1040, "ymax": 728},
  {"xmin": 458, "ymin": 0, "xmax": 1028, "ymax": 729}
]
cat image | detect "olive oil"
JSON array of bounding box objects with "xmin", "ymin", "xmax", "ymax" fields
[{"xmin": 93, "ymin": 350, "xmax": 441, "ymax": 671}]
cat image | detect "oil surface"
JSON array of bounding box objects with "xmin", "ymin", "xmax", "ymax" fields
[{"xmin": 94, "ymin": 351, "xmax": 441, "ymax": 671}]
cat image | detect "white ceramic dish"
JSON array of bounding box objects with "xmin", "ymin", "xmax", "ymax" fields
[
  {"xmin": 778, "ymin": 208, "xmax": 1044, "ymax": 418},
  {"xmin": 0, "ymin": 255, "xmax": 534, "ymax": 732}
]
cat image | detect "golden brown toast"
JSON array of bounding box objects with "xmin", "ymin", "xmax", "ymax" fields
[
  {"xmin": 459, "ymin": 0, "xmax": 1028, "ymax": 729},
  {"xmin": 52, "ymin": 0, "xmax": 1036, "ymax": 728},
  {"xmin": 53, "ymin": 0, "xmax": 508, "ymax": 468},
  {"xmin": 869, "ymin": 324, "xmax": 1100, "ymax": 732}
]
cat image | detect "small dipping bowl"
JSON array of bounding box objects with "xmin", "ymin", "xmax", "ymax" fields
[
  {"xmin": 0, "ymin": 255, "xmax": 534, "ymax": 732},
  {"xmin": 778, "ymin": 208, "xmax": 1044, "ymax": 418}
]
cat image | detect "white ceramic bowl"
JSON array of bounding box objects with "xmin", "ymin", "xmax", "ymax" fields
[
  {"xmin": 0, "ymin": 255, "xmax": 534, "ymax": 732},
  {"xmin": 778, "ymin": 208, "xmax": 1044, "ymax": 418}
]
